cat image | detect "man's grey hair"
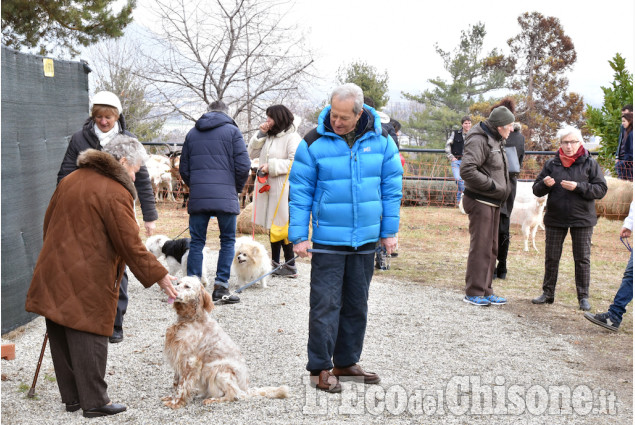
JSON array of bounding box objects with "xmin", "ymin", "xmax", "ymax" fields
[
  {"xmin": 103, "ymin": 134, "xmax": 149, "ymax": 165},
  {"xmin": 208, "ymin": 100, "xmax": 229, "ymax": 113},
  {"xmin": 331, "ymin": 83, "xmax": 364, "ymax": 115},
  {"xmin": 556, "ymin": 125, "xmax": 584, "ymax": 144}
]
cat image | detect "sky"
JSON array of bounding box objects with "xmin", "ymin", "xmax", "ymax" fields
[{"xmin": 130, "ymin": 0, "xmax": 634, "ymax": 109}]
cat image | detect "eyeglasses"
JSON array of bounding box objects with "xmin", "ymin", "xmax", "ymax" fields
[{"xmin": 560, "ymin": 140, "xmax": 580, "ymax": 146}]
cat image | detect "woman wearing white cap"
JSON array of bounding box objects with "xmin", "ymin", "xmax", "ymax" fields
[{"xmin": 56, "ymin": 91, "xmax": 158, "ymax": 344}]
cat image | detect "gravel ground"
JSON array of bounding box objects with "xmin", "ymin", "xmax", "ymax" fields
[{"xmin": 1, "ymin": 253, "xmax": 631, "ymax": 425}]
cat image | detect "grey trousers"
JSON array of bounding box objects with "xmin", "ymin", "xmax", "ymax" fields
[
  {"xmin": 45, "ymin": 319, "xmax": 110, "ymax": 410},
  {"xmin": 464, "ymin": 195, "xmax": 500, "ymax": 297}
]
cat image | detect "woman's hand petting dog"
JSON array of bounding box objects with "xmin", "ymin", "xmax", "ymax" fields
[{"xmin": 157, "ymin": 274, "xmax": 178, "ymax": 299}]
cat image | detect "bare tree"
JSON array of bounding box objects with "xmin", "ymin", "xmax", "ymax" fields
[
  {"xmin": 138, "ymin": 0, "xmax": 315, "ymax": 139},
  {"xmin": 85, "ymin": 35, "xmax": 167, "ymax": 142}
]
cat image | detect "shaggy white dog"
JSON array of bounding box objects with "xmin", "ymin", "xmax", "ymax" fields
[
  {"xmin": 162, "ymin": 276, "xmax": 288, "ymax": 408},
  {"xmin": 145, "ymin": 234, "xmax": 213, "ymax": 286},
  {"xmin": 232, "ymin": 236, "xmax": 271, "ymax": 289}
]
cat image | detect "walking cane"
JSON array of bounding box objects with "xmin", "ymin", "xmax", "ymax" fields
[{"xmin": 27, "ymin": 332, "xmax": 48, "ymax": 398}]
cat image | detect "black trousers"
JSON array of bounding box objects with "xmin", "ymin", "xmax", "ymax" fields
[
  {"xmin": 270, "ymin": 239, "xmax": 295, "ymax": 266},
  {"xmin": 113, "ymin": 271, "xmax": 128, "ymax": 329},
  {"xmin": 45, "ymin": 319, "xmax": 110, "ymax": 410}
]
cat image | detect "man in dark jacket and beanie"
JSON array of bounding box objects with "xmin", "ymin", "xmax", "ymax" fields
[
  {"xmin": 180, "ymin": 100, "xmax": 251, "ymax": 303},
  {"xmin": 57, "ymin": 91, "xmax": 158, "ymax": 343},
  {"xmin": 460, "ymin": 104, "xmax": 514, "ymax": 306}
]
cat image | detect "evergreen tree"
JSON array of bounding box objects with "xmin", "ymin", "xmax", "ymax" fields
[
  {"xmin": 585, "ymin": 54, "xmax": 634, "ymax": 170},
  {"xmin": 337, "ymin": 61, "xmax": 390, "ymax": 109},
  {"xmin": 1, "ymin": 0, "xmax": 135, "ymax": 57},
  {"xmin": 402, "ymin": 22, "xmax": 507, "ymax": 145}
]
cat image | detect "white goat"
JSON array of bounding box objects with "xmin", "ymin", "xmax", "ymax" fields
[
  {"xmin": 147, "ymin": 154, "xmax": 175, "ymax": 202},
  {"xmin": 510, "ymin": 195, "xmax": 547, "ymax": 252}
]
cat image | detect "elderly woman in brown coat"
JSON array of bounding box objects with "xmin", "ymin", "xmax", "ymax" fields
[
  {"xmin": 248, "ymin": 105, "xmax": 301, "ymax": 277},
  {"xmin": 25, "ymin": 135, "xmax": 177, "ymax": 418}
]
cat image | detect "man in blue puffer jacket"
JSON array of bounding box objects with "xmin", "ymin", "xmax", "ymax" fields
[
  {"xmin": 180, "ymin": 100, "xmax": 251, "ymax": 303},
  {"xmin": 290, "ymin": 83, "xmax": 403, "ymax": 392}
]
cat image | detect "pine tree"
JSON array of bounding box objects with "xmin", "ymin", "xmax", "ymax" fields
[
  {"xmin": 1, "ymin": 0, "xmax": 135, "ymax": 57},
  {"xmin": 338, "ymin": 61, "xmax": 390, "ymax": 109},
  {"xmin": 402, "ymin": 23, "xmax": 507, "ymax": 146},
  {"xmin": 585, "ymin": 54, "xmax": 634, "ymax": 170}
]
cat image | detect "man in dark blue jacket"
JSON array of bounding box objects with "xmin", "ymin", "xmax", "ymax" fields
[{"xmin": 180, "ymin": 100, "xmax": 251, "ymax": 303}]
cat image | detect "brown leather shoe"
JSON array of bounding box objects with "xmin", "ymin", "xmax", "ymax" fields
[
  {"xmin": 309, "ymin": 370, "xmax": 342, "ymax": 393},
  {"xmin": 332, "ymin": 364, "xmax": 381, "ymax": 384}
]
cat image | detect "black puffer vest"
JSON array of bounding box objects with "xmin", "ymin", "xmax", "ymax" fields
[{"xmin": 451, "ymin": 131, "xmax": 465, "ymax": 159}]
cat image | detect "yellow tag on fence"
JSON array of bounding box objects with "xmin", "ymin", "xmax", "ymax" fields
[{"xmin": 43, "ymin": 58, "xmax": 54, "ymax": 77}]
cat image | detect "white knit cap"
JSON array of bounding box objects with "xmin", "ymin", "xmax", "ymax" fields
[{"xmin": 92, "ymin": 91, "xmax": 123, "ymax": 114}]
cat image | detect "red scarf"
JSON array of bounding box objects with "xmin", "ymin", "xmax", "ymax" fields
[{"xmin": 558, "ymin": 145, "xmax": 585, "ymax": 168}]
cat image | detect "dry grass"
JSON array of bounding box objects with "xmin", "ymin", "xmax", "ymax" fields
[{"xmin": 394, "ymin": 206, "xmax": 629, "ymax": 315}]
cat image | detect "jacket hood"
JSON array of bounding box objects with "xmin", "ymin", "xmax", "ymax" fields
[
  {"xmin": 274, "ymin": 116, "xmax": 302, "ymax": 138},
  {"xmin": 317, "ymin": 105, "xmax": 382, "ymax": 139},
  {"xmin": 77, "ymin": 149, "xmax": 137, "ymax": 199},
  {"xmin": 195, "ymin": 111, "xmax": 238, "ymax": 131},
  {"xmin": 480, "ymin": 120, "xmax": 503, "ymax": 141}
]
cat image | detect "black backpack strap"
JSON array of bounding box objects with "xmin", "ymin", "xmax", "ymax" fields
[{"xmin": 304, "ymin": 128, "xmax": 321, "ymax": 147}]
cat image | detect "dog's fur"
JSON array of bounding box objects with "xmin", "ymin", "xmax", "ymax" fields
[
  {"xmin": 239, "ymin": 158, "xmax": 259, "ymax": 208},
  {"xmin": 162, "ymin": 276, "xmax": 289, "ymax": 408},
  {"xmin": 232, "ymin": 236, "xmax": 271, "ymax": 289},
  {"xmin": 145, "ymin": 235, "xmax": 212, "ymax": 286}
]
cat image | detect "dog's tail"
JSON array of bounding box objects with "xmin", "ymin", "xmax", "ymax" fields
[{"xmin": 248, "ymin": 385, "xmax": 289, "ymax": 399}]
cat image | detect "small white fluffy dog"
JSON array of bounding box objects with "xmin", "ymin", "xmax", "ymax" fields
[
  {"xmin": 145, "ymin": 234, "xmax": 212, "ymax": 286},
  {"xmin": 162, "ymin": 276, "xmax": 288, "ymax": 408},
  {"xmin": 232, "ymin": 236, "xmax": 271, "ymax": 289}
]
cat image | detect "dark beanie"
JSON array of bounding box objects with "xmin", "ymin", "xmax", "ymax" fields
[{"xmin": 488, "ymin": 106, "xmax": 515, "ymax": 127}]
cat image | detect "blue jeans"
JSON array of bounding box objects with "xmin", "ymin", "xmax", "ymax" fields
[
  {"xmin": 608, "ymin": 252, "xmax": 633, "ymax": 325},
  {"xmin": 306, "ymin": 242, "xmax": 375, "ymax": 372},
  {"xmin": 187, "ymin": 212, "xmax": 237, "ymax": 288},
  {"xmin": 451, "ymin": 159, "xmax": 464, "ymax": 204}
]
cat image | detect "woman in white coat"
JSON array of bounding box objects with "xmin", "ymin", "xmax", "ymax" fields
[{"xmin": 248, "ymin": 105, "xmax": 301, "ymax": 277}]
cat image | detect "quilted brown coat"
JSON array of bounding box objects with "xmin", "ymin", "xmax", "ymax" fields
[{"xmin": 25, "ymin": 149, "xmax": 168, "ymax": 336}]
